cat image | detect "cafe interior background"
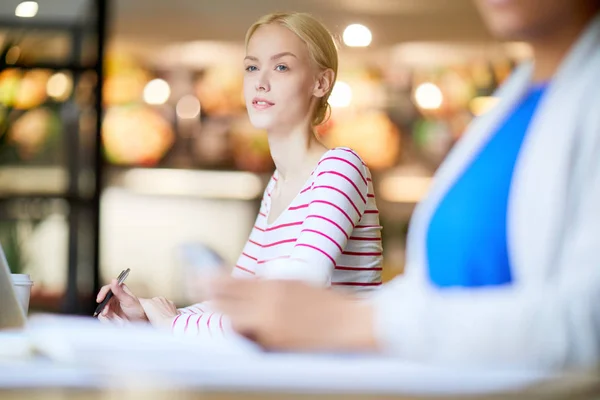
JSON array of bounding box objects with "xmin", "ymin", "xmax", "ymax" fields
[{"xmin": 0, "ymin": 0, "xmax": 532, "ymax": 314}]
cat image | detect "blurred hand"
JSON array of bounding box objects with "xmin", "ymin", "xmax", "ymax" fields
[
  {"xmin": 210, "ymin": 277, "xmax": 378, "ymax": 352},
  {"xmin": 96, "ymin": 279, "xmax": 148, "ymax": 324},
  {"xmin": 139, "ymin": 297, "xmax": 180, "ymax": 330}
]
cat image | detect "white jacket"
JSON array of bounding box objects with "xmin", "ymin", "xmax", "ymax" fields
[{"xmin": 371, "ymin": 13, "xmax": 600, "ymax": 370}]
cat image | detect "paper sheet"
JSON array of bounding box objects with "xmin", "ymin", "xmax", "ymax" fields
[
  {"xmin": 24, "ymin": 314, "xmax": 262, "ymax": 363},
  {"xmin": 0, "ymin": 331, "xmax": 33, "ymax": 359}
]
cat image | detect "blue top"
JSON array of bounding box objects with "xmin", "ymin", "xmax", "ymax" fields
[{"xmin": 426, "ymin": 83, "xmax": 548, "ymax": 288}]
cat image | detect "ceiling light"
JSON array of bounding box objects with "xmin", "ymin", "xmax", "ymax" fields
[
  {"xmin": 15, "ymin": 1, "xmax": 38, "ymax": 18},
  {"xmin": 343, "ymin": 24, "xmax": 372, "ymax": 47}
]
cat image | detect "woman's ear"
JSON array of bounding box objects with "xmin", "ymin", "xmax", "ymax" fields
[{"xmin": 313, "ymin": 68, "xmax": 335, "ymax": 98}]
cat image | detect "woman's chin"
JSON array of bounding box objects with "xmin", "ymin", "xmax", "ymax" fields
[{"xmin": 247, "ymin": 115, "xmax": 274, "ymax": 131}]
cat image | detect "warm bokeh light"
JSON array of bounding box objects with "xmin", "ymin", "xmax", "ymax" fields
[
  {"xmin": 469, "ymin": 96, "xmax": 499, "ymax": 116},
  {"xmin": 343, "ymin": 24, "xmax": 372, "ymax": 47},
  {"xmin": 143, "ymin": 79, "xmax": 170, "ymax": 105},
  {"xmin": 5, "ymin": 47, "xmax": 21, "ymax": 64},
  {"xmin": 46, "ymin": 72, "xmax": 72, "ymax": 101},
  {"xmin": 380, "ymin": 175, "xmax": 432, "ymax": 203},
  {"xmin": 176, "ymin": 95, "xmax": 201, "ymax": 119},
  {"xmin": 414, "ymin": 82, "xmax": 443, "ymax": 110},
  {"xmin": 328, "ymin": 81, "xmax": 352, "ymax": 108}
]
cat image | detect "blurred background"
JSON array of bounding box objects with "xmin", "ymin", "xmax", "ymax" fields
[{"xmin": 0, "ymin": 0, "xmax": 531, "ymax": 314}]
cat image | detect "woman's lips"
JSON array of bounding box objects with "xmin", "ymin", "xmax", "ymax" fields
[{"xmin": 252, "ymin": 97, "xmax": 274, "ymax": 110}]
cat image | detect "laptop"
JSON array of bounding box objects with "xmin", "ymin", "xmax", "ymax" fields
[{"xmin": 0, "ymin": 243, "xmax": 26, "ymax": 330}]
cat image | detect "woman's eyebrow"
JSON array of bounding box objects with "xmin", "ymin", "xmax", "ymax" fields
[{"xmin": 244, "ymin": 52, "xmax": 297, "ymax": 62}]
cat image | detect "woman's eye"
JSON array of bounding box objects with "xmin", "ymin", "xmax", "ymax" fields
[
  {"xmin": 275, "ymin": 64, "xmax": 288, "ymax": 72},
  {"xmin": 245, "ymin": 65, "xmax": 257, "ymax": 72}
]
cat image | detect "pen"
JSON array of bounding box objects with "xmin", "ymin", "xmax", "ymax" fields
[{"xmin": 93, "ymin": 268, "xmax": 130, "ymax": 317}]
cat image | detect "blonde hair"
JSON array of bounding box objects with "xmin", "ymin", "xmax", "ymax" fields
[{"xmin": 245, "ymin": 12, "xmax": 338, "ymax": 126}]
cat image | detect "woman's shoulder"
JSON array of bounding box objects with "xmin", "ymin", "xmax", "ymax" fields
[
  {"xmin": 312, "ymin": 147, "xmax": 371, "ymax": 191},
  {"xmin": 317, "ymin": 147, "xmax": 369, "ymax": 174}
]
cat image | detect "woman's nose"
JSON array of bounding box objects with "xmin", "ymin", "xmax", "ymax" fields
[{"xmin": 255, "ymin": 71, "xmax": 270, "ymax": 92}]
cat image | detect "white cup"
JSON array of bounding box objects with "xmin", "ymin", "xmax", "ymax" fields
[{"xmin": 10, "ymin": 274, "xmax": 34, "ymax": 315}]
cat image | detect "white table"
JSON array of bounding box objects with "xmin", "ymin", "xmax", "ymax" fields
[{"xmin": 1, "ymin": 315, "xmax": 598, "ymax": 399}]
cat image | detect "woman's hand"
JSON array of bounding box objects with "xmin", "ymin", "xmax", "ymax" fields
[
  {"xmin": 96, "ymin": 279, "xmax": 148, "ymax": 324},
  {"xmin": 210, "ymin": 277, "xmax": 379, "ymax": 352},
  {"xmin": 139, "ymin": 297, "xmax": 180, "ymax": 330}
]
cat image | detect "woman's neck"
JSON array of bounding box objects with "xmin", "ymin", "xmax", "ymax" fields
[
  {"xmin": 267, "ymin": 125, "xmax": 326, "ymax": 182},
  {"xmin": 530, "ymin": 8, "xmax": 598, "ymax": 82}
]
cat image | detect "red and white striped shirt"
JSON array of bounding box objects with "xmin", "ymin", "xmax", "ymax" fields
[{"xmin": 172, "ymin": 147, "xmax": 383, "ymax": 336}]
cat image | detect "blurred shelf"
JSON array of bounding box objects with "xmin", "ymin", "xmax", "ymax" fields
[
  {"xmin": 0, "ymin": 18, "xmax": 89, "ymax": 31},
  {"xmin": 375, "ymin": 164, "xmax": 433, "ymax": 204},
  {"xmin": 0, "ymin": 166, "xmax": 68, "ymax": 196},
  {"xmin": 0, "ymin": 165, "xmax": 98, "ymax": 201},
  {"xmin": 0, "ymin": 165, "xmax": 272, "ymax": 201},
  {"xmin": 0, "ymin": 0, "xmax": 107, "ymax": 315},
  {"xmin": 5, "ymin": 62, "xmax": 95, "ymax": 72},
  {"xmin": 0, "ymin": 164, "xmax": 434, "ymax": 203},
  {"xmin": 0, "ymin": 194, "xmax": 94, "ymax": 203},
  {"xmin": 104, "ymin": 166, "xmax": 271, "ymax": 201},
  {"xmin": 378, "ymin": 174, "xmax": 432, "ymax": 204}
]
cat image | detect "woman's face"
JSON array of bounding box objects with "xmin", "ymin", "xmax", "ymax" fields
[
  {"xmin": 474, "ymin": 0, "xmax": 596, "ymax": 41},
  {"xmin": 243, "ymin": 23, "xmax": 321, "ymax": 132}
]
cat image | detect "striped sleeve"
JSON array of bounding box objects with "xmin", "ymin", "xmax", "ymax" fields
[
  {"xmin": 172, "ymin": 302, "xmax": 235, "ymax": 337},
  {"xmin": 230, "ymin": 174, "xmax": 273, "ymax": 279},
  {"xmin": 177, "ymin": 301, "xmax": 212, "ymax": 315},
  {"xmin": 170, "ymin": 309, "xmax": 233, "ymax": 337},
  {"xmin": 284, "ymin": 149, "xmax": 369, "ymax": 284}
]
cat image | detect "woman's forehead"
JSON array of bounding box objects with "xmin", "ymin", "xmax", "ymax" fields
[{"xmin": 247, "ymin": 24, "xmax": 309, "ymax": 59}]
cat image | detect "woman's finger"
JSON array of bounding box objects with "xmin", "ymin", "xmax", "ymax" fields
[
  {"xmin": 121, "ymin": 284, "xmax": 136, "ymax": 297},
  {"xmin": 101, "ymin": 296, "xmax": 117, "ymax": 317},
  {"xmin": 109, "ymin": 280, "xmax": 138, "ymax": 306},
  {"xmin": 96, "ymin": 284, "xmax": 112, "ymax": 303}
]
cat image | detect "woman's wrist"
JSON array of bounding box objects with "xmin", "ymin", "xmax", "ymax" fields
[
  {"xmin": 324, "ymin": 297, "xmax": 379, "ymax": 352},
  {"xmin": 137, "ymin": 297, "xmax": 150, "ymax": 321}
]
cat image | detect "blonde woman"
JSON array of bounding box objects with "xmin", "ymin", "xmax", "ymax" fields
[
  {"xmin": 96, "ymin": 12, "xmax": 383, "ymax": 336},
  {"xmin": 212, "ymin": 1, "xmax": 600, "ymax": 370}
]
